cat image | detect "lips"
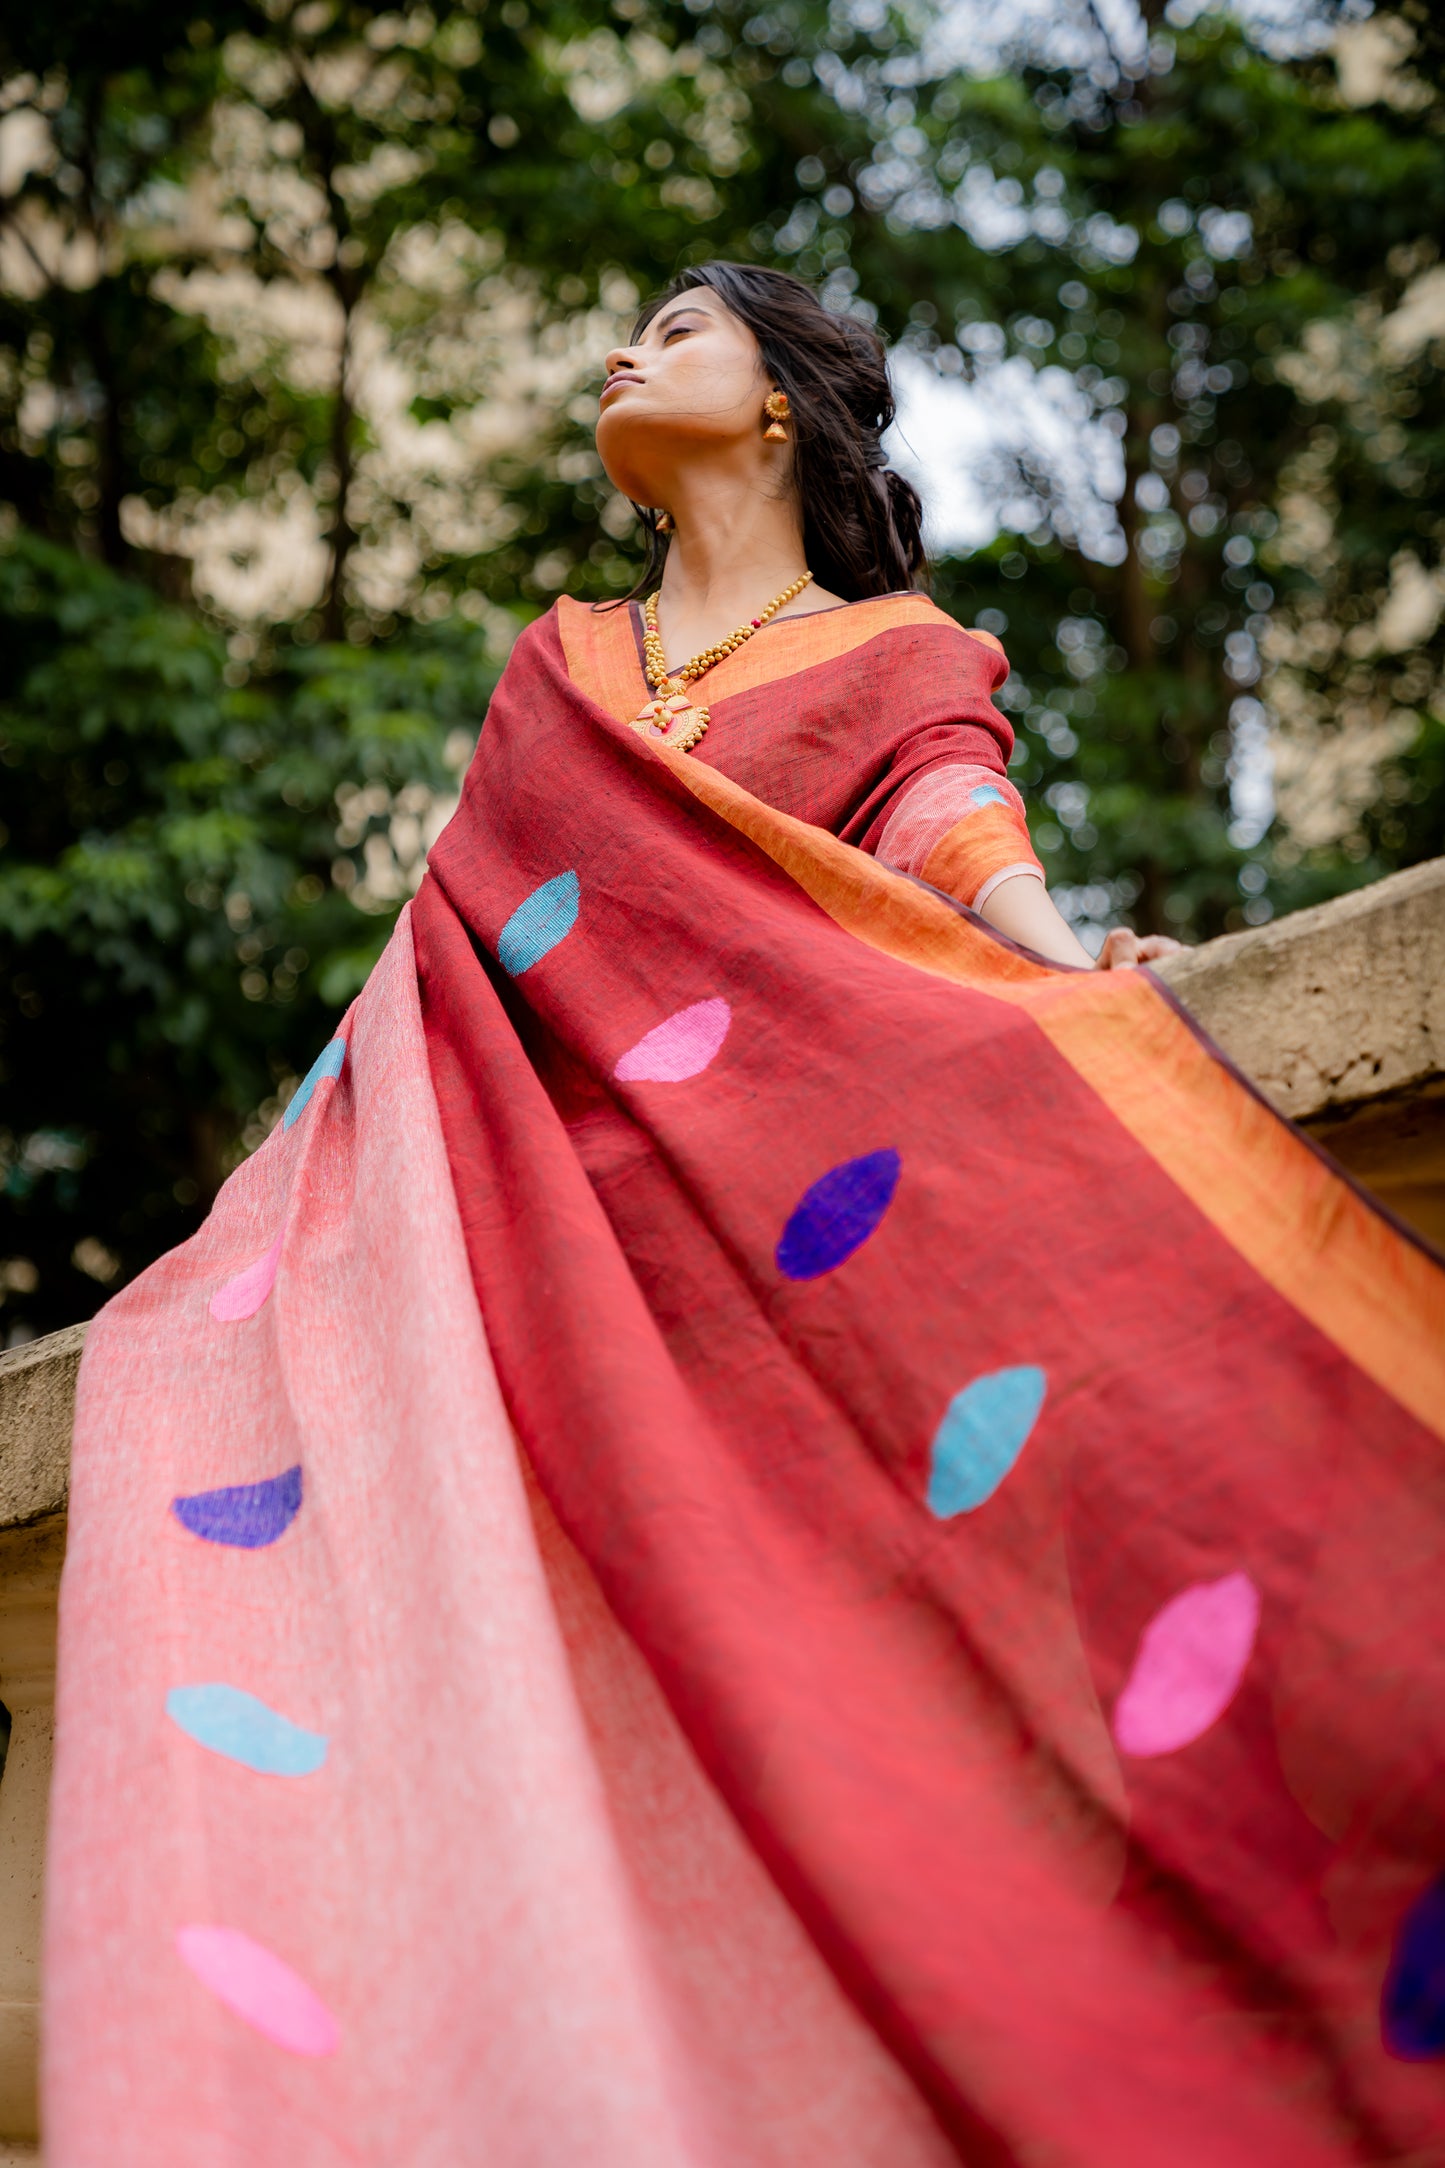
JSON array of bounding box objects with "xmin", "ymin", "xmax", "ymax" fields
[{"xmin": 599, "ymin": 373, "xmax": 641, "ymax": 405}]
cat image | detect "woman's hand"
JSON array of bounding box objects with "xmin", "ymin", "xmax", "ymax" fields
[
  {"xmin": 976, "ymin": 874, "xmax": 1184, "ymax": 972},
  {"xmin": 1094, "ymin": 928, "xmax": 1183, "ymax": 970}
]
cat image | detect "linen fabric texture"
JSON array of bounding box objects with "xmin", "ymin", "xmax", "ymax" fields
[{"xmin": 46, "ymin": 593, "xmax": 1445, "ymax": 2167}]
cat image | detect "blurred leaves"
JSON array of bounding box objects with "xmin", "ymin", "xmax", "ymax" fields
[
  {"xmin": 0, "ymin": 530, "xmax": 492, "ymax": 1330},
  {"xmin": 1, "ymin": 0, "xmax": 1443, "ymax": 1332}
]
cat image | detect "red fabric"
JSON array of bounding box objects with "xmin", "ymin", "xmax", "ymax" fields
[
  {"xmin": 415, "ymin": 604, "xmax": 1445, "ymax": 2164},
  {"xmin": 611, "ymin": 596, "xmax": 1019, "ymax": 854}
]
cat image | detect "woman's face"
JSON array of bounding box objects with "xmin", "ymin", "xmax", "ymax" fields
[{"xmin": 595, "ymin": 286, "xmax": 775, "ymax": 506}]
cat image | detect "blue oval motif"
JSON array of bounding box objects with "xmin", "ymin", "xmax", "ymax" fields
[
  {"xmin": 776, "ymin": 1149, "xmax": 901, "ymax": 1282},
  {"xmin": 969, "ymin": 783, "xmax": 1007, "ymax": 809},
  {"xmin": 498, "ymin": 871, "xmax": 580, "ymax": 977},
  {"xmin": 172, "ymin": 1465, "xmax": 303, "ymax": 1549},
  {"xmin": 1383, "ymin": 1875, "xmax": 1445, "ymax": 2060},
  {"xmin": 283, "ymin": 1038, "xmax": 346, "ymax": 1131},
  {"xmin": 166, "ymin": 1683, "xmax": 328, "ymax": 1777},
  {"xmin": 927, "ymin": 1365, "xmax": 1047, "ymax": 1517}
]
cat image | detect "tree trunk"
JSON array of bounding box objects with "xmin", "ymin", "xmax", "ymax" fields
[
  {"xmin": 92, "ymin": 334, "xmax": 129, "ymax": 572},
  {"xmin": 322, "ymin": 307, "xmax": 356, "ymax": 642},
  {"xmin": 1116, "ymin": 446, "xmax": 1156, "ymax": 672}
]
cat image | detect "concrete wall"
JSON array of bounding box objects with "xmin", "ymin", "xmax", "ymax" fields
[{"xmin": 0, "ymin": 858, "xmax": 1440, "ymax": 2157}]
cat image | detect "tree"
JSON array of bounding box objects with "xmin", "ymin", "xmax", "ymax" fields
[
  {"xmin": 2, "ymin": 0, "xmax": 1442, "ymax": 1337},
  {"xmin": 844, "ymin": 3, "xmax": 1445, "ymax": 946},
  {"xmin": 0, "ymin": 532, "xmax": 490, "ymax": 1332}
]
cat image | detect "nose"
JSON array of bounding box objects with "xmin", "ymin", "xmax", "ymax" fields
[{"xmin": 603, "ymin": 343, "xmax": 641, "ymax": 378}]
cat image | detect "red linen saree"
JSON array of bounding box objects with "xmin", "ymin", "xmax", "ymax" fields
[{"xmin": 47, "ymin": 591, "xmax": 1445, "ymax": 2167}]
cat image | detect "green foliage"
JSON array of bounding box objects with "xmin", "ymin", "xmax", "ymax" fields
[
  {"xmin": 0, "ymin": 531, "xmax": 494, "ymax": 1331},
  {"xmin": 912, "ymin": 9, "xmax": 1445, "ymax": 945},
  {"xmin": 1, "ymin": 0, "xmax": 1442, "ymax": 1333}
]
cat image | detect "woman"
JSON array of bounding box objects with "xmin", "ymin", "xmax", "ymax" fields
[
  {"xmin": 48, "ymin": 268, "xmax": 1445, "ymax": 2168},
  {"xmin": 589, "ymin": 262, "xmax": 1175, "ymax": 973}
]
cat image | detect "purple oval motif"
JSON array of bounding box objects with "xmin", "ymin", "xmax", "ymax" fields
[
  {"xmin": 615, "ymin": 998, "xmax": 731, "ymax": 1084},
  {"xmin": 1383, "ymin": 1875, "xmax": 1445, "ymax": 2060},
  {"xmin": 776, "ymin": 1149, "xmax": 901, "ymax": 1282},
  {"xmin": 171, "ymin": 1465, "xmax": 303, "ymax": 1549},
  {"xmin": 1112, "ymin": 1571, "xmax": 1260, "ymax": 1757}
]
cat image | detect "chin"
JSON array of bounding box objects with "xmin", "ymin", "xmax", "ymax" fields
[{"xmin": 595, "ymin": 418, "xmax": 653, "ymax": 504}]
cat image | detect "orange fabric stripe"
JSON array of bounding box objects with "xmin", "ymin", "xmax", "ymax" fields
[
  {"xmin": 646, "ymin": 735, "xmax": 1445, "ymax": 1442},
  {"xmin": 556, "ymin": 595, "xmax": 649, "ymax": 725},
  {"xmin": 921, "ymin": 803, "xmax": 1042, "ymax": 905},
  {"xmin": 556, "ymin": 591, "xmax": 1004, "ymax": 722},
  {"xmin": 695, "ymin": 593, "xmax": 999, "ymax": 704}
]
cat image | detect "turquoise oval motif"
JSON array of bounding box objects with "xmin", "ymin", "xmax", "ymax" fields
[
  {"xmin": 283, "ymin": 1038, "xmax": 346, "ymax": 1131},
  {"xmin": 927, "ymin": 1365, "xmax": 1047, "ymax": 1517},
  {"xmin": 498, "ymin": 871, "xmax": 579, "ymax": 976},
  {"xmin": 166, "ymin": 1683, "xmax": 328, "ymax": 1776}
]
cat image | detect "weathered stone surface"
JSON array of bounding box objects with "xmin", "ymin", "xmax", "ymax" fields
[
  {"xmin": 1154, "ymin": 856, "xmax": 1445, "ymax": 1122},
  {"xmin": 0, "ymin": 1329, "xmax": 83, "ymax": 1534}
]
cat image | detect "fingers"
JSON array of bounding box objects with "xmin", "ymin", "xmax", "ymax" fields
[
  {"xmin": 1095, "ymin": 928, "xmax": 1143, "ymax": 970},
  {"xmin": 1094, "ymin": 928, "xmax": 1185, "ymax": 970}
]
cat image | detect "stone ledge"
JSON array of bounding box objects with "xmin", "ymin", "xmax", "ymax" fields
[
  {"xmin": 0, "ymin": 1330, "xmax": 82, "ymax": 1536},
  {"xmin": 1152, "ymin": 855, "xmax": 1445, "ymax": 1123},
  {"xmin": 1154, "ymin": 855, "xmax": 1445, "ymax": 1250}
]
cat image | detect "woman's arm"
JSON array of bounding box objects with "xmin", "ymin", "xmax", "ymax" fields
[{"xmin": 977, "ymin": 871, "xmax": 1182, "ymax": 972}]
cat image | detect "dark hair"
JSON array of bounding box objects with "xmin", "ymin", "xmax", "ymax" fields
[{"xmin": 617, "ymin": 261, "xmax": 926, "ymax": 605}]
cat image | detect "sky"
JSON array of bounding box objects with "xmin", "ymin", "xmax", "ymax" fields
[{"xmin": 884, "ymin": 0, "xmax": 1353, "ymax": 554}]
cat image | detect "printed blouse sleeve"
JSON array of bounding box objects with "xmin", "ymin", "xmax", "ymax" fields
[
  {"xmin": 864, "ymin": 627, "xmax": 1046, "ymax": 911},
  {"xmin": 875, "ymin": 764, "xmax": 1046, "ymax": 911}
]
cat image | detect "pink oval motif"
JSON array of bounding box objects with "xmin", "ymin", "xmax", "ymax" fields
[
  {"xmin": 176, "ymin": 1924, "xmax": 339, "ymax": 2057},
  {"xmin": 209, "ymin": 1231, "xmax": 285, "ymax": 1323},
  {"xmin": 1112, "ymin": 1571, "xmax": 1260, "ymax": 1758},
  {"xmin": 614, "ymin": 997, "xmax": 731, "ymax": 1084}
]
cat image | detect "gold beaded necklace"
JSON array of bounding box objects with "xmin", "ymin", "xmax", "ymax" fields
[{"xmin": 630, "ymin": 570, "xmax": 814, "ymax": 754}]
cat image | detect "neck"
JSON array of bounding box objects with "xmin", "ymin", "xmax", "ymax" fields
[{"xmin": 653, "ymin": 461, "xmax": 809, "ymax": 658}]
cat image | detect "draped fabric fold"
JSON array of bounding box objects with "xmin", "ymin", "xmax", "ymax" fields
[
  {"xmin": 47, "ymin": 910, "xmax": 948, "ymax": 2168},
  {"xmin": 46, "ymin": 594, "xmax": 1445, "ymax": 2165}
]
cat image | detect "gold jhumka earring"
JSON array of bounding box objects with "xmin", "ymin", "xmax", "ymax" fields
[{"xmin": 762, "ymin": 390, "xmax": 790, "ymax": 442}]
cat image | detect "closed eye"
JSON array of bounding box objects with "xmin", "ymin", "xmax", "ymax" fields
[{"xmin": 652, "ymin": 306, "xmax": 707, "ymax": 344}]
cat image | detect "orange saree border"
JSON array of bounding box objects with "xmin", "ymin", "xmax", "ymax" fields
[
  {"xmin": 555, "ymin": 594, "xmax": 649, "ymax": 725},
  {"xmin": 639, "ymin": 734, "xmax": 1445, "ymax": 1444},
  {"xmin": 920, "ymin": 801, "xmax": 1040, "ymax": 902},
  {"xmin": 555, "ymin": 591, "xmax": 1003, "ymax": 723}
]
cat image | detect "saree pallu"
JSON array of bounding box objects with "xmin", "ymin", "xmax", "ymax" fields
[{"xmin": 46, "ymin": 595, "xmax": 1445, "ymax": 2166}]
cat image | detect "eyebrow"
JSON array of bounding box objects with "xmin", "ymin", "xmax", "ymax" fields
[{"xmin": 649, "ymin": 302, "xmax": 710, "ymax": 337}]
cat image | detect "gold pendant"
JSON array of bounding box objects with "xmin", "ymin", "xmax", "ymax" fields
[{"xmin": 629, "ymin": 690, "xmax": 710, "ymax": 754}]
